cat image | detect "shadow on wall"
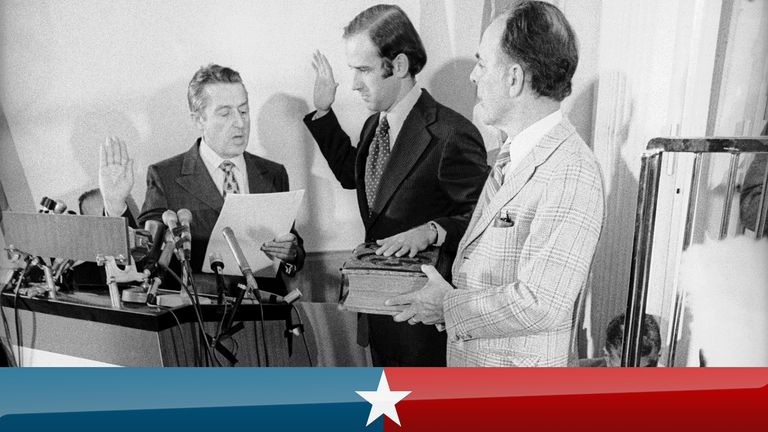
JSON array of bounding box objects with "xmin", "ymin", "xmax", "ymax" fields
[
  {"xmin": 427, "ymin": 58, "xmax": 477, "ymax": 122},
  {"xmin": 428, "ymin": 58, "xmax": 505, "ymax": 165},
  {"xmin": 569, "ymin": 79, "xmax": 597, "ymax": 150},
  {"xmin": 585, "ymin": 72, "xmax": 638, "ymax": 353},
  {"xmin": 256, "ymin": 92, "xmax": 341, "ymax": 301},
  {"xmin": 66, "ymin": 78, "xmax": 194, "ymax": 215},
  {"xmin": 0, "ymin": 107, "xmax": 34, "ymax": 213},
  {"xmin": 67, "ymin": 108, "xmax": 141, "ymax": 214}
]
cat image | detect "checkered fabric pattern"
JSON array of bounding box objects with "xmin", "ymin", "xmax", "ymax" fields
[
  {"xmin": 445, "ymin": 119, "xmax": 605, "ymax": 367},
  {"xmin": 364, "ymin": 115, "xmax": 390, "ymax": 211},
  {"xmin": 220, "ymin": 160, "xmax": 240, "ymax": 198}
]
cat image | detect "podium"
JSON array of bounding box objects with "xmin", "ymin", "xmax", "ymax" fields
[{"xmin": 0, "ymin": 287, "xmax": 307, "ymax": 366}]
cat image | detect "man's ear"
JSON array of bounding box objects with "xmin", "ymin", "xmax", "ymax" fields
[
  {"xmin": 506, "ymin": 63, "xmax": 525, "ymax": 98},
  {"xmin": 392, "ymin": 53, "xmax": 410, "ymax": 78},
  {"xmin": 190, "ymin": 111, "xmax": 204, "ymax": 131}
]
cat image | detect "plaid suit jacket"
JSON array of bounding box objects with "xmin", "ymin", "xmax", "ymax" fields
[{"xmin": 445, "ymin": 118, "xmax": 604, "ymax": 367}]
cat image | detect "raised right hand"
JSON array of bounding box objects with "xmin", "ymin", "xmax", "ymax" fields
[
  {"xmin": 311, "ymin": 50, "xmax": 338, "ymax": 113},
  {"xmin": 98, "ymin": 136, "xmax": 134, "ymax": 216}
]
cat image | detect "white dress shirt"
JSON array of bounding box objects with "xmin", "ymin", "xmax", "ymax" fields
[
  {"xmin": 198, "ymin": 138, "xmax": 250, "ymax": 195},
  {"xmin": 502, "ymin": 110, "xmax": 563, "ymax": 179},
  {"xmin": 381, "ymin": 83, "xmax": 422, "ymax": 150}
]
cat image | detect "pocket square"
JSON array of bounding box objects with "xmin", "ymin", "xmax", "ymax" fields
[{"xmin": 493, "ymin": 210, "xmax": 515, "ymax": 228}]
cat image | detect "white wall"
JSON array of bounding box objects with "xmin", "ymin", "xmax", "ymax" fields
[{"xmin": 1, "ymin": 0, "xmax": 424, "ymax": 252}]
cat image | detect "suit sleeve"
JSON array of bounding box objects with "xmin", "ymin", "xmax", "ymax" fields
[
  {"xmin": 136, "ymin": 164, "xmax": 168, "ymax": 227},
  {"xmin": 443, "ymin": 159, "xmax": 604, "ymax": 340},
  {"xmin": 431, "ymin": 125, "xmax": 490, "ymax": 254},
  {"xmin": 303, "ymin": 109, "xmax": 357, "ymax": 189},
  {"xmin": 118, "ymin": 208, "xmax": 138, "ymax": 229},
  {"xmin": 276, "ymin": 165, "xmax": 306, "ymax": 274}
]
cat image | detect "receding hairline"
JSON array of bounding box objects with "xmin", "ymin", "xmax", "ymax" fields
[{"xmin": 196, "ymin": 82, "xmax": 249, "ymax": 113}]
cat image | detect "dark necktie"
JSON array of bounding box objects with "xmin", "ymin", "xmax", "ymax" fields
[
  {"xmin": 364, "ymin": 115, "xmax": 391, "ymax": 212},
  {"xmin": 220, "ymin": 160, "xmax": 240, "ymax": 198}
]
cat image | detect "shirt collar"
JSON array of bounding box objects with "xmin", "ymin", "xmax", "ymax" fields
[
  {"xmin": 501, "ymin": 109, "xmax": 562, "ymax": 174},
  {"xmin": 198, "ymin": 137, "xmax": 247, "ymax": 174},
  {"xmin": 507, "ymin": 109, "xmax": 563, "ymax": 151},
  {"xmin": 380, "ymin": 83, "xmax": 422, "ymax": 147}
]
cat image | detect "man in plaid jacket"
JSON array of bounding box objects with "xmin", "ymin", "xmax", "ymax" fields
[{"xmin": 387, "ymin": 1, "xmax": 604, "ymax": 366}]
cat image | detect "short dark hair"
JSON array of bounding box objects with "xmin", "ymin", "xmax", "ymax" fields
[
  {"xmin": 499, "ymin": 1, "xmax": 578, "ymax": 101},
  {"xmin": 187, "ymin": 64, "xmax": 244, "ymax": 114},
  {"xmin": 77, "ymin": 188, "xmax": 101, "ymax": 215},
  {"xmin": 606, "ymin": 312, "xmax": 662, "ymax": 362},
  {"xmin": 344, "ymin": 4, "xmax": 427, "ymax": 77}
]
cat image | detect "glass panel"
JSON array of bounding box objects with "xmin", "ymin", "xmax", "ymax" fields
[{"xmin": 641, "ymin": 151, "xmax": 768, "ymax": 367}]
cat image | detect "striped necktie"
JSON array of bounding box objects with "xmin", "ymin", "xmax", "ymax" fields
[
  {"xmin": 364, "ymin": 115, "xmax": 391, "ymax": 212},
  {"xmin": 483, "ymin": 142, "xmax": 511, "ymax": 205},
  {"xmin": 220, "ymin": 160, "xmax": 240, "ymax": 198}
]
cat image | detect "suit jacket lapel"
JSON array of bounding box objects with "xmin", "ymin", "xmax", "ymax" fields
[
  {"xmin": 368, "ymin": 90, "xmax": 434, "ymax": 225},
  {"xmin": 461, "ymin": 119, "xmax": 576, "ymax": 249},
  {"xmin": 244, "ymin": 153, "xmax": 273, "ymax": 193},
  {"xmin": 175, "ymin": 139, "xmax": 224, "ymax": 211}
]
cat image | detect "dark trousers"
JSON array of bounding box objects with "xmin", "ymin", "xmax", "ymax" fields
[{"xmin": 367, "ymin": 314, "xmax": 446, "ymax": 366}]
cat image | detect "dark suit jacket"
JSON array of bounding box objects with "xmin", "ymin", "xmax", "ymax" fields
[
  {"xmin": 136, "ymin": 139, "xmax": 305, "ymax": 294},
  {"xmin": 304, "ymin": 90, "xmax": 488, "ymax": 365},
  {"xmin": 304, "ymin": 90, "xmax": 488, "ymax": 272}
]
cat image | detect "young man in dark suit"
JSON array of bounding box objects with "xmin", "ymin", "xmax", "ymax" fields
[{"xmin": 304, "ymin": 5, "xmax": 489, "ymax": 366}]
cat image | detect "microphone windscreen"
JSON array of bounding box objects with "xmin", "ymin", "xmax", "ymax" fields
[
  {"xmin": 162, "ymin": 209, "xmax": 178, "ymax": 228},
  {"xmin": 177, "ymin": 208, "xmax": 192, "ymax": 225}
]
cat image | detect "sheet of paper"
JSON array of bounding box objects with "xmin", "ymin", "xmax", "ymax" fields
[{"xmin": 202, "ymin": 190, "xmax": 304, "ymax": 278}]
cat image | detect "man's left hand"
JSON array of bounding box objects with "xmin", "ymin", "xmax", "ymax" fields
[
  {"xmin": 261, "ymin": 233, "xmax": 300, "ymax": 264},
  {"xmin": 375, "ymin": 224, "xmax": 436, "ymax": 257},
  {"xmin": 386, "ymin": 265, "xmax": 452, "ymax": 325}
]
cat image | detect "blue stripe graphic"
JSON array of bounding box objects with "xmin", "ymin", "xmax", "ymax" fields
[{"xmin": 0, "ymin": 368, "xmax": 384, "ymax": 431}]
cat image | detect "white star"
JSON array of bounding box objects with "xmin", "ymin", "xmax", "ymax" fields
[{"xmin": 356, "ymin": 371, "xmax": 411, "ymax": 426}]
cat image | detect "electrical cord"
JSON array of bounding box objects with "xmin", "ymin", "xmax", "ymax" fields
[
  {"xmin": 208, "ymin": 299, "xmax": 229, "ymax": 367},
  {"xmin": 291, "ymin": 304, "xmax": 313, "ymax": 367},
  {"xmin": 257, "ymin": 296, "xmax": 268, "ymax": 367},
  {"xmin": 0, "ymin": 296, "xmax": 14, "ymax": 366},
  {"xmin": 246, "ymin": 296, "xmax": 269, "ymax": 367},
  {"xmin": 0, "ymin": 272, "xmax": 23, "ymax": 367},
  {"xmin": 160, "ymin": 305, "xmax": 188, "ymax": 366},
  {"xmin": 161, "ymin": 264, "xmax": 213, "ymax": 366},
  {"xmin": 13, "ymin": 278, "xmax": 23, "ymax": 367},
  {"xmin": 182, "ymin": 261, "xmax": 210, "ymax": 366}
]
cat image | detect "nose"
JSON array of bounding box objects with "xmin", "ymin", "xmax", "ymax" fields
[
  {"xmin": 233, "ymin": 111, "xmax": 246, "ymax": 128},
  {"xmin": 351, "ymin": 71, "xmax": 363, "ymax": 91},
  {"xmin": 469, "ymin": 64, "xmax": 479, "ymax": 85}
]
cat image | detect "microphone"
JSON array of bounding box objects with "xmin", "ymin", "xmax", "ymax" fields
[
  {"xmin": 239, "ymin": 285, "xmax": 302, "ymax": 305},
  {"xmin": 222, "ymin": 227, "xmax": 259, "ymax": 294},
  {"xmin": 177, "ymin": 208, "xmax": 193, "ymax": 262},
  {"xmin": 135, "ymin": 221, "xmax": 167, "ymax": 274},
  {"xmin": 162, "ymin": 209, "xmax": 179, "ymax": 232},
  {"xmin": 162, "ymin": 210, "xmax": 186, "ymax": 263},
  {"xmin": 221, "ymin": 227, "xmax": 261, "ymax": 336},
  {"xmin": 209, "ymin": 252, "xmax": 226, "ymax": 305},
  {"xmin": 147, "ymin": 230, "xmax": 180, "ymax": 305}
]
